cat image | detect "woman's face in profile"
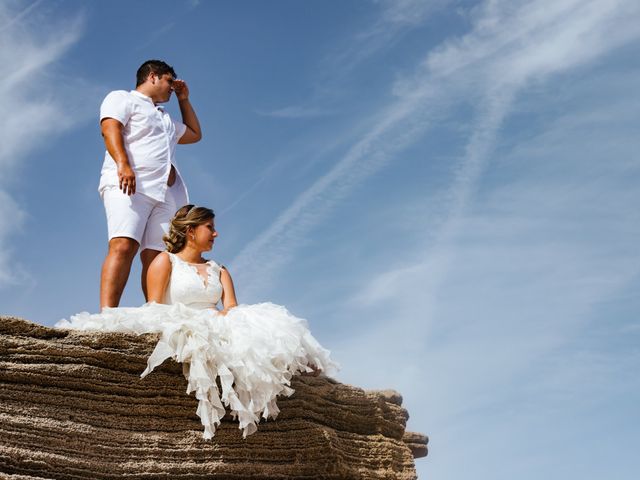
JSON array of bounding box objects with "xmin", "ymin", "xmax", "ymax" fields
[{"xmin": 191, "ymin": 219, "xmax": 217, "ymax": 251}]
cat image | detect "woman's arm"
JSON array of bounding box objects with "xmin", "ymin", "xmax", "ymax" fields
[
  {"xmin": 147, "ymin": 253, "xmax": 172, "ymax": 303},
  {"xmin": 219, "ymin": 266, "xmax": 238, "ymax": 315}
]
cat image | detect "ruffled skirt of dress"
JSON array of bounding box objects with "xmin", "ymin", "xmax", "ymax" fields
[{"xmin": 55, "ymin": 302, "xmax": 336, "ymax": 439}]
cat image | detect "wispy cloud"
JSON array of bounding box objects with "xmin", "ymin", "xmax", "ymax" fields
[
  {"xmin": 0, "ymin": 0, "xmax": 43, "ymax": 33},
  {"xmin": 0, "ymin": 2, "xmax": 88, "ymax": 287},
  {"xmin": 232, "ymin": 0, "xmax": 640, "ymax": 299},
  {"xmin": 134, "ymin": 22, "xmax": 176, "ymax": 52},
  {"xmin": 339, "ymin": 0, "xmax": 452, "ymax": 66},
  {"xmin": 256, "ymin": 105, "xmax": 337, "ymax": 119},
  {"xmin": 335, "ymin": 6, "xmax": 640, "ymax": 473},
  {"xmin": 337, "ymin": 112, "xmax": 640, "ymax": 475},
  {"xmin": 260, "ymin": 0, "xmax": 450, "ymax": 123},
  {"xmin": 355, "ymin": 0, "xmax": 640, "ymax": 301},
  {"xmin": 230, "ymin": 91, "xmax": 438, "ymax": 295}
]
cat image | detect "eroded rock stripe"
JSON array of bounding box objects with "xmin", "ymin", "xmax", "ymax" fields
[{"xmin": 1, "ymin": 316, "xmax": 426, "ymax": 479}]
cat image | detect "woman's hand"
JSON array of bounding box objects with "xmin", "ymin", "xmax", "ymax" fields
[{"xmin": 217, "ymin": 305, "xmax": 237, "ymax": 316}]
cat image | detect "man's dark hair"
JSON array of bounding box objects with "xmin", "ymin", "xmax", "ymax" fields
[{"xmin": 136, "ymin": 60, "xmax": 176, "ymax": 86}]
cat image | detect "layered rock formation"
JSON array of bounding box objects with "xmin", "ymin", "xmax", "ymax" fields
[{"xmin": 0, "ymin": 316, "xmax": 427, "ymax": 479}]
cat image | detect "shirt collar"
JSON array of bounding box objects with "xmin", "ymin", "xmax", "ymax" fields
[{"xmin": 130, "ymin": 89, "xmax": 162, "ymax": 108}]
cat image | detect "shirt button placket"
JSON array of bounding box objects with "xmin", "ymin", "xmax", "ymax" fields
[{"xmin": 160, "ymin": 110, "xmax": 173, "ymax": 197}]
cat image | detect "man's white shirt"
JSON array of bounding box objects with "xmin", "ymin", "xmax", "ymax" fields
[{"xmin": 98, "ymin": 90, "xmax": 188, "ymax": 202}]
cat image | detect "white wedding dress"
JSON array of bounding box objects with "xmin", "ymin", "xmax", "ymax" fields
[{"xmin": 56, "ymin": 252, "xmax": 336, "ymax": 439}]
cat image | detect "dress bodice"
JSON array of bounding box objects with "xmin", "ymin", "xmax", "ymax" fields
[{"xmin": 164, "ymin": 252, "xmax": 223, "ymax": 309}]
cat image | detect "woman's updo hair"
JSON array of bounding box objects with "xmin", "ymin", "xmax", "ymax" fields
[{"xmin": 163, "ymin": 204, "xmax": 215, "ymax": 253}]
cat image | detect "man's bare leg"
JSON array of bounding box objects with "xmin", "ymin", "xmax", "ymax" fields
[
  {"xmin": 140, "ymin": 248, "xmax": 162, "ymax": 301},
  {"xmin": 100, "ymin": 237, "xmax": 139, "ymax": 308}
]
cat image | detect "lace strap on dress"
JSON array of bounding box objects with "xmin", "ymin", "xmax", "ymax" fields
[
  {"xmin": 208, "ymin": 260, "xmax": 222, "ymax": 277},
  {"xmin": 165, "ymin": 251, "xmax": 176, "ymax": 265}
]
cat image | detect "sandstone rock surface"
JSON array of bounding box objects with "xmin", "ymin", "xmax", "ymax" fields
[{"xmin": 0, "ymin": 316, "xmax": 427, "ymax": 479}]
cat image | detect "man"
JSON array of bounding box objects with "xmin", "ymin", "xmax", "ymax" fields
[{"xmin": 98, "ymin": 59, "xmax": 202, "ymax": 308}]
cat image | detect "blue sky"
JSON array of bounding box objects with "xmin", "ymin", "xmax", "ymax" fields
[{"xmin": 1, "ymin": 0, "xmax": 639, "ymax": 478}]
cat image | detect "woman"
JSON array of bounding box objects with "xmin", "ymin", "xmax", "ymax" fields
[{"xmin": 56, "ymin": 205, "xmax": 336, "ymax": 439}]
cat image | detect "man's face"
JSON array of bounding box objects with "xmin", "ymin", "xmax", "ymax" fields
[{"xmin": 151, "ymin": 73, "xmax": 175, "ymax": 103}]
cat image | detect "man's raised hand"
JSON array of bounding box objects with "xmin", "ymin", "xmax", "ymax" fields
[{"xmin": 173, "ymin": 79, "xmax": 190, "ymax": 102}]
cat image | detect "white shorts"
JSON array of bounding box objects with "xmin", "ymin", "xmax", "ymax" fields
[{"xmin": 102, "ymin": 177, "xmax": 188, "ymax": 251}]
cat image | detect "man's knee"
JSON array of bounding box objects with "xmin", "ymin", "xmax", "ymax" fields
[{"xmin": 108, "ymin": 237, "xmax": 139, "ymax": 259}]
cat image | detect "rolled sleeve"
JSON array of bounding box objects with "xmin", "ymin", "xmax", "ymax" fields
[
  {"xmin": 100, "ymin": 90, "xmax": 131, "ymax": 125},
  {"xmin": 173, "ymin": 119, "xmax": 187, "ymax": 141}
]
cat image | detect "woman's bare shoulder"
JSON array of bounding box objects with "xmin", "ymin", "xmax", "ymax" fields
[{"xmin": 150, "ymin": 252, "xmax": 172, "ymax": 270}]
